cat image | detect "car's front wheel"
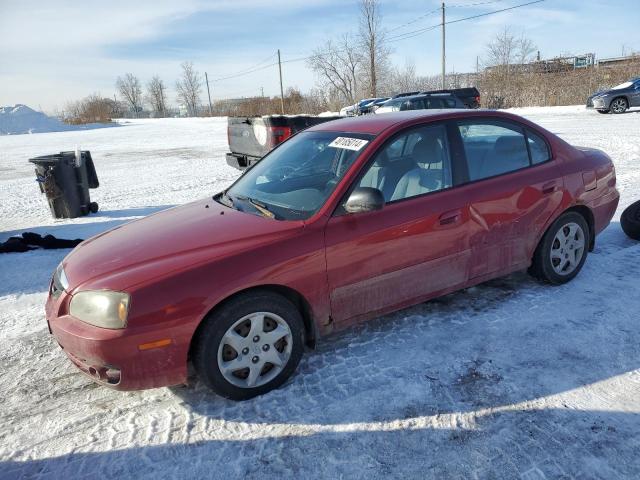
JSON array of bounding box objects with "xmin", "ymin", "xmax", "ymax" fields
[
  {"xmin": 529, "ymin": 212, "xmax": 589, "ymax": 285},
  {"xmin": 610, "ymin": 97, "xmax": 628, "ymax": 114},
  {"xmin": 193, "ymin": 291, "xmax": 305, "ymax": 400}
]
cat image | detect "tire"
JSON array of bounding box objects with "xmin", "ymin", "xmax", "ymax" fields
[
  {"xmin": 597, "ymin": 109, "xmax": 610, "ymax": 114},
  {"xmin": 610, "ymin": 97, "xmax": 628, "ymax": 114},
  {"xmin": 529, "ymin": 212, "xmax": 590, "ymax": 285},
  {"xmin": 192, "ymin": 291, "xmax": 305, "ymax": 400},
  {"xmin": 621, "ymin": 200, "xmax": 640, "ymax": 240},
  {"xmin": 89, "ymin": 202, "xmax": 99, "ymax": 213}
]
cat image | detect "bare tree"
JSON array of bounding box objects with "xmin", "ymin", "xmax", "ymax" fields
[
  {"xmin": 146, "ymin": 76, "xmax": 168, "ymax": 117},
  {"xmin": 359, "ymin": 0, "xmax": 389, "ymax": 97},
  {"xmin": 176, "ymin": 61, "xmax": 202, "ymax": 116},
  {"xmin": 307, "ymin": 34, "xmax": 363, "ymax": 105},
  {"xmin": 484, "ymin": 27, "xmax": 537, "ymax": 69},
  {"xmin": 116, "ymin": 73, "xmax": 143, "ymax": 117},
  {"xmin": 388, "ymin": 61, "xmax": 422, "ymax": 93}
]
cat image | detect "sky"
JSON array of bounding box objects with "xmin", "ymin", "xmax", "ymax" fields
[{"xmin": 0, "ymin": 0, "xmax": 638, "ymax": 112}]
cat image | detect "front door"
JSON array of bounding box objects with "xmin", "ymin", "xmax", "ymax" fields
[{"xmin": 324, "ymin": 123, "xmax": 471, "ymax": 325}]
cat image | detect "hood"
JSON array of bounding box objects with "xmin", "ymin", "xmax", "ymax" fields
[
  {"xmin": 63, "ymin": 198, "xmax": 303, "ymax": 291},
  {"xmin": 591, "ymin": 87, "xmax": 629, "ymax": 98}
]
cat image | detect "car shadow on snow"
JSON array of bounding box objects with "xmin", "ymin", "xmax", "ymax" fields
[{"xmin": 0, "ymin": 409, "xmax": 638, "ymax": 478}]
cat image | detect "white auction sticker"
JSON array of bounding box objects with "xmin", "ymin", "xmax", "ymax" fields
[{"xmin": 328, "ymin": 137, "xmax": 369, "ymax": 151}]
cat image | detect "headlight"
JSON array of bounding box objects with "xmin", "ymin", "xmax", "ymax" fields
[{"xmin": 69, "ymin": 290, "xmax": 130, "ymax": 329}]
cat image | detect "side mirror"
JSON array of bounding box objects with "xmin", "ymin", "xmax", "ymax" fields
[{"xmin": 344, "ymin": 187, "xmax": 385, "ymax": 214}]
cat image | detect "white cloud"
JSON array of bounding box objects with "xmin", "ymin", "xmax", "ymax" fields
[{"xmin": 0, "ymin": 0, "xmax": 347, "ymax": 110}]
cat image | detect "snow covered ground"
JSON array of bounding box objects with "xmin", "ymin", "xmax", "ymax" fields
[{"xmin": 1, "ymin": 108, "xmax": 639, "ymax": 479}]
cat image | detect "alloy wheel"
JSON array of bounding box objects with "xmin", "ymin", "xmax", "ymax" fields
[{"xmin": 611, "ymin": 98, "xmax": 627, "ymax": 114}]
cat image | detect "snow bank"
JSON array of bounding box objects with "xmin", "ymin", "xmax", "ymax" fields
[
  {"xmin": 503, "ymin": 104, "xmax": 588, "ymax": 116},
  {"xmin": 0, "ymin": 104, "xmax": 115, "ymax": 136}
]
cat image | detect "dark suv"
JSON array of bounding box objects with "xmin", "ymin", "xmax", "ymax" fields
[
  {"xmin": 375, "ymin": 93, "xmax": 466, "ymax": 114},
  {"xmin": 587, "ymin": 78, "xmax": 640, "ymax": 114}
]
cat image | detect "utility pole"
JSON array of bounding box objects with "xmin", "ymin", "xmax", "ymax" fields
[
  {"xmin": 205, "ymin": 72, "xmax": 213, "ymax": 116},
  {"xmin": 441, "ymin": 2, "xmax": 446, "ymax": 90},
  {"xmin": 277, "ymin": 49, "xmax": 285, "ymax": 115}
]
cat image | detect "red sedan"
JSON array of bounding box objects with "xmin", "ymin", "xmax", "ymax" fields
[{"xmin": 46, "ymin": 110, "xmax": 619, "ymax": 400}]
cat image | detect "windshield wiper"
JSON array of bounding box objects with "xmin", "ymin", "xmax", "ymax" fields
[{"xmin": 232, "ymin": 194, "xmax": 276, "ymax": 219}]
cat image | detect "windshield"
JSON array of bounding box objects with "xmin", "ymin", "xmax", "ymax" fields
[{"xmin": 224, "ymin": 131, "xmax": 373, "ymax": 220}]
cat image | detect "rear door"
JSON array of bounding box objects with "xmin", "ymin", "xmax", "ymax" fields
[
  {"xmin": 324, "ymin": 123, "xmax": 471, "ymax": 324},
  {"xmin": 452, "ymin": 119, "xmax": 563, "ymax": 278}
]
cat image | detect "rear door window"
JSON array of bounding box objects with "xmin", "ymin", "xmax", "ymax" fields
[
  {"xmin": 457, "ymin": 121, "xmax": 530, "ymax": 181},
  {"xmin": 425, "ymin": 98, "xmax": 444, "ymax": 109}
]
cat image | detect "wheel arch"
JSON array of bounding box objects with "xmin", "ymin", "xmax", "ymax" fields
[
  {"xmin": 188, "ymin": 284, "xmax": 317, "ymax": 362},
  {"xmin": 609, "ymin": 95, "xmax": 629, "ymax": 109},
  {"xmin": 563, "ymin": 205, "xmax": 595, "ymax": 251},
  {"xmin": 531, "ymin": 204, "xmax": 596, "ymax": 266}
]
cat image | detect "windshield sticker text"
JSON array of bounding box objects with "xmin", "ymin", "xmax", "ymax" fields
[{"xmin": 329, "ymin": 137, "xmax": 369, "ymax": 151}]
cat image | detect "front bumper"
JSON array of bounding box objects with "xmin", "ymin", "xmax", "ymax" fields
[
  {"xmin": 46, "ymin": 292, "xmax": 189, "ymax": 391},
  {"xmin": 588, "ymin": 97, "xmax": 608, "ymax": 109}
]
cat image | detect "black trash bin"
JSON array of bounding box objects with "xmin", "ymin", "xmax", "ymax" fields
[{"xmin": 29, "ymin": 151, "xmax": 99, "ymax": 219}]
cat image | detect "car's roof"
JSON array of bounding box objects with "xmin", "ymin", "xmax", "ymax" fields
[{"xmin": 308, "ymin": 109, "xmax": 513, "ymax": 135}]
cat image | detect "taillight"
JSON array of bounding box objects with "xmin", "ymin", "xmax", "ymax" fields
[
  {"xmin": 268, "ymin": 126, "xmax": 292, "ymax": 149},
  {"xmin": 475, "ymin": 95, "xmax": 480, "ymax": 105}
]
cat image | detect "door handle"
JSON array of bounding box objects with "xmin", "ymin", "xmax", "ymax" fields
[
  {"xmin": 439, "ymin": 209, "xmax": 462, "ymax": 226},
  {"xmin": 542, "ymin": 181, "xmax": 558, "ymax": 195}
]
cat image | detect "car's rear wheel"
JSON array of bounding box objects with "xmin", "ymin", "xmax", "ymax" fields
[
  {"xmin": 192, "ymin": 291, "xmax": 305, "ymax": 400},
  {"xmin": 597, "ymin": 109, "xmax": 609, "ymax": 114},
  {"xmin": 610, "ymin": 97, "xmax": 628, "ymax": 114},
  {"xmin": 621, "ymin": 200, "xmax": 640, "ymax": 240},
  {"xmin": 529, "ymin": 212, "xmax": 589, "ymax": 285}
]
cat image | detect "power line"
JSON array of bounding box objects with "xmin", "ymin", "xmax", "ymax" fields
[
  {"xmin": 447, "ymin": 0, "xmax": 544, "ymax": 24},
  {"xmin": 387, "ymin": 7, "xmax": 441, "ymax": 33},
  {"xmin": 209, "ymin": 0, "xmax": 545, "ymax": 84},
  {"xmin": 209, "ymin": 53, "xmax": 277, "ymax": 82},
  {"xmin": 387, "ymin": 0, "xmax": 544, "ymax": 42},
  {"xmin": 388, "ymin": 0, "xmax": 504, "ymax": 35},
  {"xmin": 447, "ymin": 0, "xmax": 503, "ymax": 8}
]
